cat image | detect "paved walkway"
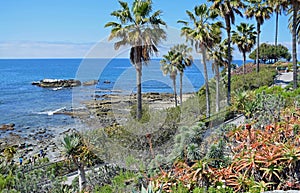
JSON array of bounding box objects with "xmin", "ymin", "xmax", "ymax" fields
[{"xmin": 274, "ymin": 72, "xmax": 293, "ymax": 88}]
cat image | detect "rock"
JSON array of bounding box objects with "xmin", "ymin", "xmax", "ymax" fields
[
  {"xmin": 83, "ymin": 80, "xmax": 98, "ymax": 86},
  {"xmin": 8, "ymin": 123, "xmax": 15, "ymax": 127},
  {"xmin": 0, "ymin": 124, "xmax": 15, "ymax": 131},
  {"xmin": 31, "ymin": 81, "xmax": 39, "ymax": 86},
  {"xmin": 103, "ymin": 80, "xmax": 111, "ymax": 84},
  {"xmin": 36, "ymin": 129, "xmax": 46, "ymax": 134},
  {"xmin": 32, "ymin": 79, "xmax": 81, "ymax": 88}
]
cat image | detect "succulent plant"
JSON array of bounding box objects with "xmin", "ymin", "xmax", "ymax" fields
[{"xmin": 132, "ymin": 182, "xmax": 163, "ymax": 193}]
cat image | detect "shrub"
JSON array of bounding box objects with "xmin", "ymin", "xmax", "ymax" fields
[
  {"xmin": 231, "ymin": 66, "xmax": 276, "ymax": 91},
  {"xmin": 130, "ymin": 103, "xmax": 150, "ymax": 123},
  {"xmin": 170, "ymin": 123, "xmax": 207, "ymax": 162}
]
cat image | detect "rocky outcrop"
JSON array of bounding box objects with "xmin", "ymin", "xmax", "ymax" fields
[
  {"xmin": 0, "ymin": 123, "xmax": 15, "ymax": 131},
  {"xmin": 32, "ymin": 79, "xmax": 81, "ymax": 88}
]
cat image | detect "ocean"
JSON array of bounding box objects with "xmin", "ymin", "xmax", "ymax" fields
[{"xmin": 0, "ymin": 58, "xmax": 245, "ymax": 136}]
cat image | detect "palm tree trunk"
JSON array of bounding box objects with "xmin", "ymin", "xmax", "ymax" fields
[
  {"xmin": 201, "ymin": 46, "xmax": 210, "ymax": 118},
  {"xmin": 78, "ymin": 164, "xmax": 87, "ymax": 192},
  {"xmin": 275, "ymin": 11, "xmax": 279, "ymax": 62},
  {"xmin": 136, "ymin": 63, "xmax": 142, "ymax": 119},
  {"xmin": 215, "ymin": 63, "xmax": 220, "ymax": 113},
  {"xmin": 275, "ymin": 12, "xmax": 279, "ymax": 47},
  {"xmin": 172, "ymin": 76, "xmax": 178, "ymax": 107},
  {"xmin": 72, "ymin": 157, "xmax": 86, "ymax": 192},
  {"xmin": 243, "ymin": 51, "xmax": 246, "ymax": 75},
  {"xmin": 225, "ymin": 15, "xmax": 231, "ymax": 106},
  {"xmin": 180, "ymin": 72, "xmax": 183, "ymax": 106},
  {"xmin": 292, "ymin": 2, "xmax": 298, "ymax": 89},
  {"xmin": 256, "ymin": 22, "xmax": 261, "ymax": 73}
]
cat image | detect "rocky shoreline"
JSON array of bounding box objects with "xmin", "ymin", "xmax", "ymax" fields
[
  {"xmin": 0, "ymin": 125, "xmax": 77, "ymax": 163},
  {"xmin": 0, "ymin": 92, "xmax": 194, "ymax": 164}
]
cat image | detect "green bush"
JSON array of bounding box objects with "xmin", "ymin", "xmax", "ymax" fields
[
  {"xmin": 164, "ymin": 106, "xmax": 181, "ymax": 126},
  {"xmin": 170, "ymin": 122, "xmax": 207, "ymax": 162},
  {"xmin": 95, "ymin": 184, "xmax": 113, "ymax": 193},
  {"xmin": 206, "ymin": 139, "xmax": 228, "ymax": 168},
  {"xmin": 255, "ymin": 85, "xmax": 300, "ymax": 107},
  {"xmin": 130, "ymin": 103, "xmax": 150, "ymax": 123},
  {"xmin": 95, "ymin": 171, "xmax": 138, "ymax": 193},
  {"xmin": 231, "ymin": 66, "xmax": 276, "ymax": 91}
]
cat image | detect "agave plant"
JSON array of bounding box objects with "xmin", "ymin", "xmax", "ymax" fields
[{"xmin": 132, "ymin": 182, "xmax": 163, "ymax": 193}]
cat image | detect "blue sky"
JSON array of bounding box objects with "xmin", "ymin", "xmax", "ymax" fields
[{"xmin": 0, "ymin": 0, "xmax": 296, "ymax": 59}]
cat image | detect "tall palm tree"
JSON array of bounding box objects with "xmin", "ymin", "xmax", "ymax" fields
[
  {"xmin": 178, "ymin": 4, "xmax": 221, "ymax": 118},
  {"xmin": 245, "ymin": 0, "xmax": 273, "ymax": 73},
  {"xmin": 161, "ymin": 44, "xmax": 193, "ymax": 107},
  {"xmin": 208, "ymin": 40, "xmax": 228, "ymax": 113},
  {"xmin": 267, "ymin": 0, "xmax": 289, "ymax": 49},
  {"xmin": 288, "ymin": 0, "xmax": 300, "ymax": 89},
  {"xmin": 208, "ymin": 0, "xmax": 244, "ymax": 106},
  {"xmin": 160, "ymin": 53, "xmax": 179, "ymax": 107},
  {"xmin": 62, "ymin": 133, "xmax": 97, "ymax": 192},
  {"xmin": 293, "ymin": 7, "xmax": 300, "ymax": 41},
  {"xmin": 172, "ymin": 44, "xmax": 193, "ymax": 106},
  {"xmin": 294, "ymin": 7, "xmax": 300, "ymax": 41},
  {"xmin": 232, "ymin": 23, "xmax": 257, "ymax": 74},
  {"xmin": 105, "ymin": 0, "xmax": 166, "ymax": 120}
]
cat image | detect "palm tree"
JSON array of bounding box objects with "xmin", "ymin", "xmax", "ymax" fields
[
  {"xmin": 288, "ymin": 1, "xmax": 300, "ymax": 89},
  {"xmin": 267, "ymin": 0, "xmax": 289, "ymax": 49},
  {"xmin": 160, "ymin": 53, "xmax": 179, "ymax": 107},
  {"xmin": 293, "ymin": 6, "xmax": 300, "ymax": 41},
  {"xmin": 208, "ymin": 40, "xmax": 228, "ymax": 113},
  {"xmin": 245, "ymin": 0, "xmax": 273, "ymax": 73},
  {"xmin": 161, "ymin": 44, "xmax": 193, "ymax": 107},
  {"xmin": 105, "ymin": 0, "xmax": 166, "ymax": 120},
  {"xmin": 62, "ymin": 133, "xmax": 97, "ymax": 192},
  {"xmin": 208, "ymin": 0, "xmax": 244, "ymax": 106},
  {"xmin": 172, "ymin": 44, "xmax": 193, "ymax": 106},
  {"xmin": 232, "ymin": 22, "xmax": 257, "ymax": 74},
  {"xmin": 178, "ymin": 4, "xmax": 221, "ymax": 118}
]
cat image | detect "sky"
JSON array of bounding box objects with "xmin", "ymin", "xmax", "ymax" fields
[{"xmin": 0, "ymin": 0, "xmax": 297, "ymax": 59}]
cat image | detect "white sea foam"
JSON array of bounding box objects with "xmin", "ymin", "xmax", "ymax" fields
[{"xmin": 37, "ymin": 107, "xmax": 66, "ymax": 116}]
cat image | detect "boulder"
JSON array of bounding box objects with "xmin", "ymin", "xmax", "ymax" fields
[
  {"xmin": 83, "ymin": 80, "xmax": 98, "ymax": 86},
  {"xmin": 32, "ymin": 79, "xmax": 81, "ymax": 88},
  {"xmin": 36, "ymin": 129, "xmax": 46, "ymax": 135},
  {"xmin": 0, "ymin": 123, "xmax": 15, "ymax": 131}
]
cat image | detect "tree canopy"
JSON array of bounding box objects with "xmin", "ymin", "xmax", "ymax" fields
[{"xmin": 249, "ymin": 43, "xmax": 291, "ymax": 63}]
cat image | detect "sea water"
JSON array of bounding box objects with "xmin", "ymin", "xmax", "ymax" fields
[{"xmin": 0, "ymin": 58, "xmax": 245, "ymax": 136}]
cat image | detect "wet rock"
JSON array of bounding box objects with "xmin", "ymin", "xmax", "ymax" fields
[
  {"xmin": 83, "ymin": 80, "xmax": 98, "ymax": 86},
  {"xmin": 32, "ymin": 79, "xmax": 81, "ymax": 88},
  {"xmin": 36, "ymin": 129, "xmax": 46, "ymax": 134},
  {"xmin": 0, "ymin": 123, "xmax": 15, "ymax": 131}
]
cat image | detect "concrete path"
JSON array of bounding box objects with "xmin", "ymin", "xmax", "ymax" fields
[{"xmin": 274, "ymin": 72, "xmax": 293, "ymax": 88}]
